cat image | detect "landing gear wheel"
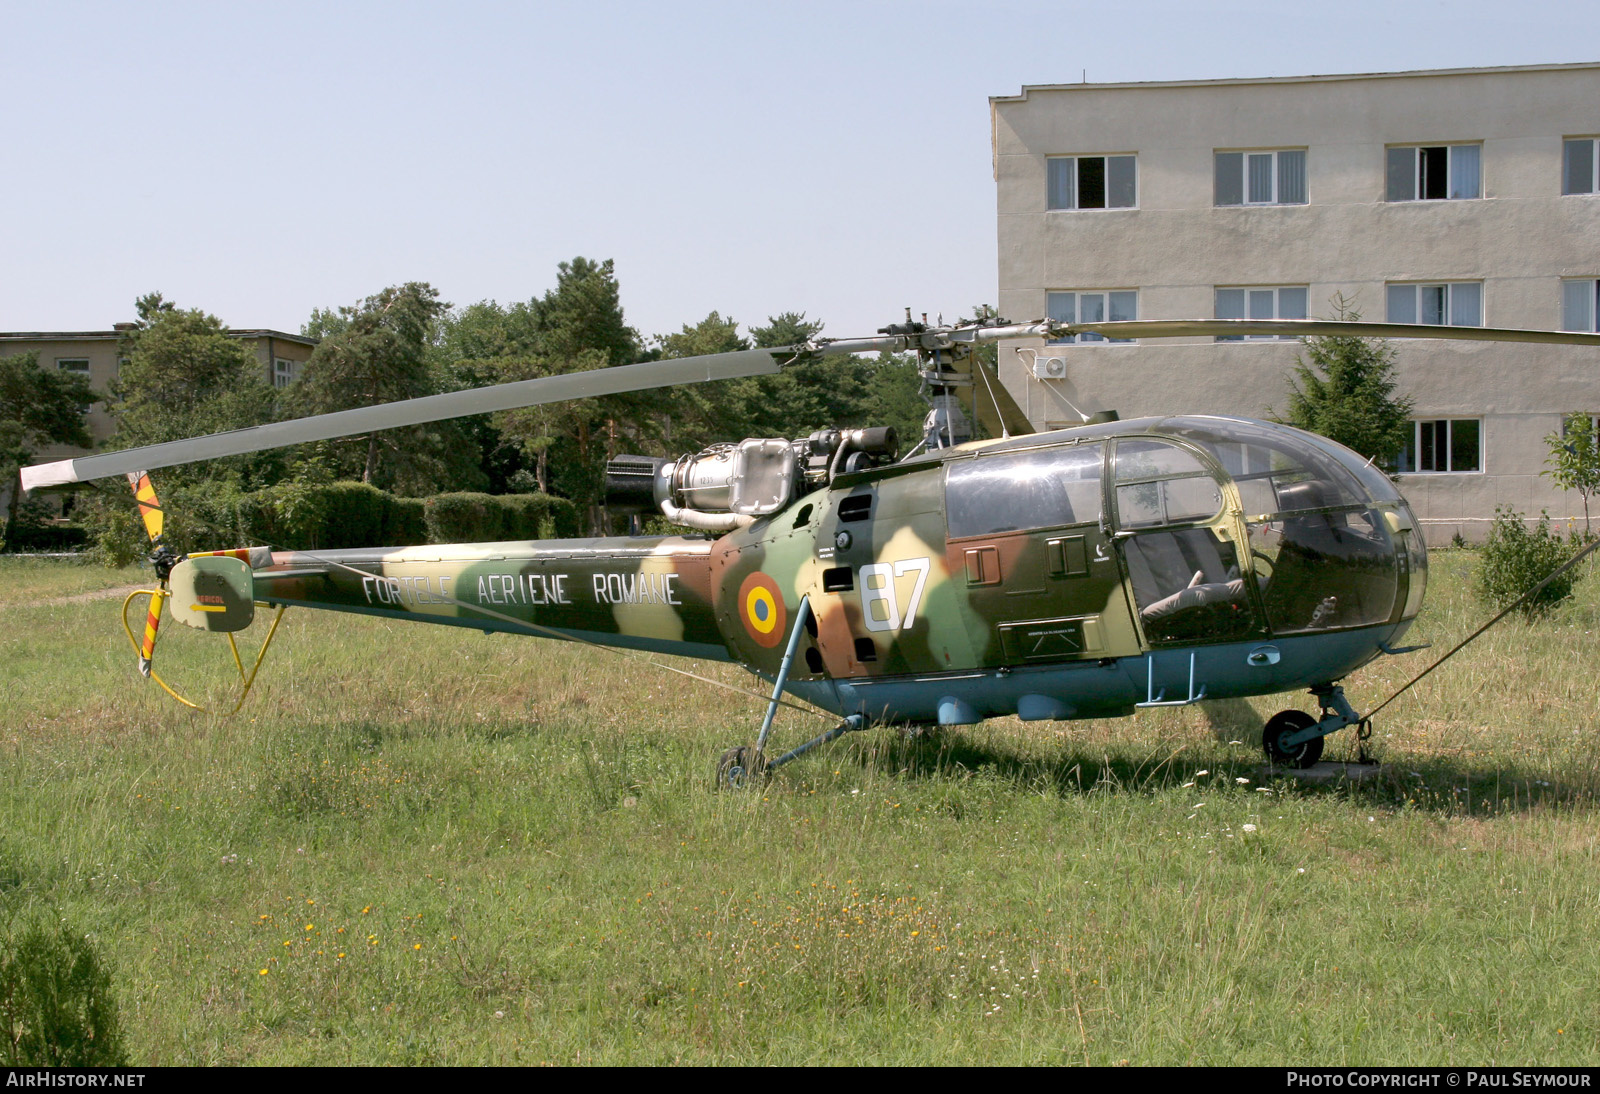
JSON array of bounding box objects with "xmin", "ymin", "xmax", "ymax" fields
[
  {"xmin": 716, "ymin": 746, "xmax": 767, "ymax": 790},
  {"xmin": 1263, "ymin": 709, "xmax": 1324, "ymax": 769}
]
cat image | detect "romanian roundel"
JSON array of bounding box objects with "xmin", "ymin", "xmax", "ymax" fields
[{"xmin": 737, "ymin": 572, "xmax": 787, "ymax": 648}]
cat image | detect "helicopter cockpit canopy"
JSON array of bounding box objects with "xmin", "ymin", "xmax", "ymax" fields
[
  {"xmin": 950, "ymin": 415, "xmax": 1426, "ymax": 648},
  {"xmin": 1138, "ymin": 416, "xmax": 1426, "ymax": 641}
]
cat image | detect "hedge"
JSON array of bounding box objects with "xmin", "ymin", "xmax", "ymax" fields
[
  {"xmin": 423, "ymin": 491, "xmax": 579, "ymax": 544},
  {"xmin": 84, "ymin": 482, "xmax": 576, "ymax": 565}
]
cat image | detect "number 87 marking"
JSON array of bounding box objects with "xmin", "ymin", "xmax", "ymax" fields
[{"xmin": 859, "ymin": 557, "xmax": 931, "ymax": 633}]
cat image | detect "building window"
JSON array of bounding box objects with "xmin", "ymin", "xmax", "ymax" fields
[
  {"xmin": 1563, "ymin": 280, "xmax": 1600, "ymax": 332},
  {"xmin": 1386, "ymin": 281, "xmax": 1482, "ymax": 327},
  {"xmin": 1214, "ymin": 149, "xmax": 1306, "ymax": 206},
  {"xmin": 1564, "ymin": 138, "xmax": 1598, "ymax": 195},
  {"xmin": 1214, "ymin": 286, "xmax": 1308, "ymax": 340},
  {"xmin": 1047, "ymin": 290, "xmax": 1138, "ymax": 344},
  {"xmin": 273, "ymin": 358, "xmax": 296, "ymax": 387},
  {"xmin": 1386, "ymin": 144, "xmax": 1481, "ymax": 201},
  {"xmin": 1047, "ymin": 155, "xmax": 1136, "ymax": 210},
  {"xmin": 55, "ymin": 359, "xmax": 92, "ymax": 413},
  {"xmin": 1397, "ymin": 419, "xmax": 1481, "ymax": 473}
]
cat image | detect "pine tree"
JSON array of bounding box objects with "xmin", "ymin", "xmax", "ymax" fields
[{"xmin": 1282, "ymin": 300, "xmax": 1413, "ymax": 467}]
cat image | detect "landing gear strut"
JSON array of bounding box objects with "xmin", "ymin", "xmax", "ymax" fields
[
  {"xmin": 716, "ymin": 715, "xmax": 867, "ymax": 790},
  {"xmin": 1262, "ymin": 684, "xmax": 1372, "ymax": 769}
]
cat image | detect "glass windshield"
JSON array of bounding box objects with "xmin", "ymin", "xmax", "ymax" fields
[
  {"xmin": 1161, "ymin": 417, "xmax": 1367, "ymax": 516},
  {"xmin": 1249, "ymin": 509, "xmax": 1399, "ymax": 633}
]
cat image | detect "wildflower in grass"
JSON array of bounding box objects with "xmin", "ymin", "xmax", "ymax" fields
[
  {"xmin": 1242, "ymin": 824, "xmax": 1257, "ymax": 833},
  {"xmin": 259, "ymin": 969, "xmax": 268, "ymax": 975}
]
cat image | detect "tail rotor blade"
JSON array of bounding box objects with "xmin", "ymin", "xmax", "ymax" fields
[
  {"xmin": 127, "ymin": 471, "xmax": 164, "ymax": 545},
  {"xmin": 136, "ymin": 590, "xmax": 165, "ymax": 678}
]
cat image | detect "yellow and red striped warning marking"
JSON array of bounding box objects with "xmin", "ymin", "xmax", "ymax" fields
[{"xmin": 126, "ymin": 471, "xmax": 163, "ymax": 542}]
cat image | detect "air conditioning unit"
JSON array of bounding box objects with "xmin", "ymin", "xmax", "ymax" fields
[{"xmin": 1032, "ymin": 356, "xmax": 1067, "ymax": 380}]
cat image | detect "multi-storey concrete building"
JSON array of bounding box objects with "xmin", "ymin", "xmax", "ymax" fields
[{"xmin": 991, "ymin": 63, "xmax": 1600, "ymax": 542}]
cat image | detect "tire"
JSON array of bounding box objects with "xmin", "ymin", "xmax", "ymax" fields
[{"xmin": 1262, "ymin": 709, "xmax": 1324, "ymax": 769}]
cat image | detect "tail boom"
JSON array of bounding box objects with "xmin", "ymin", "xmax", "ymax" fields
[{"xmin": 250, "ymin": 535, "xmax": 734, "ymax": 661}]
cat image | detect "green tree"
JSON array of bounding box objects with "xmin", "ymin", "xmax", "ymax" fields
[
  {"xmin": 104, "ymin": 295, "xmax": 277, "ymax": 482},
  {"xmin": 0, "ymin": 352, "xmax": 94, "ymax": 543},
  {"xmin": 528, "ymin": 257, "xmax": 639, "ymax": 367},
  {"xmin": 1543, "ymin": 414, "xmax": 1600, "ymax": 537},
  {"xmin": 1281, "ymin": 301, "xmax": 1413, "ymax": 467},
  {"xmin": 293, "ymin": 282, "xmax": 481, "ymax": 493},
  {"xmin": 462, "ymin": 260, "xmax": 642, "ymax": 527}
]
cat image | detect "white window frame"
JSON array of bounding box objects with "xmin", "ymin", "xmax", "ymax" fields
[
  {"xmin": 1046, "ymin": 155, "xmax": 1137, "ymax": 211},
  {"xmin": 1386, "ymin": 281, "xmax": 1483, "ymax": 328},
  {"xmin": 273, "ymin": 357, "xmax": 296, "ymax": 387},
  {"xmin": 1563, "ymin": 138, "xmax": 1599, "ymax": 196},
  {"xmin": 1386, "ymin": 143, "xmax": 1481, "ymax": 201},
  {"xmin": 1213, "ymin": 285, "xmax": 1309, "ymax": 341},
  {"xmin": 1047, "ymin": 290, "xmax": 1138, "ymax": 345},
  {"xmin": 1563, "ymin": 279, "xmax": 1600, "ymax": 333},
  {"xmin": 1397, "ymin": 419, "xmax": 1483, "ymax": 474},
  {"xmin": 1214, "ymin": 149, "xmax": 1307, "ymax": 206}
]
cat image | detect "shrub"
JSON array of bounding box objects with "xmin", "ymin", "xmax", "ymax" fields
[
  {"xmin": 499, "ymin": 492, "xmax": 580, "ymax": 540},
  {"xmin": 383, "ymin": 496, "xmax": 427, "ymax": 546},
  {"xmin": 1475, "ymin": 507, "xmax": 1584, "ymax": 616},
  {"xmin": 0, "ymin": 922, "xmax": 127, "ymax": 1066},
  {"xmin": 86, "ymin": 479, "xmax": 573, "ymax": 562},
  {"xmin": 422, "ymin": 492, "xmax": 576, "ymax": 544},
  {"xmin": 424, "ymin": 492, "xmax": 504, "ymax": 544}
]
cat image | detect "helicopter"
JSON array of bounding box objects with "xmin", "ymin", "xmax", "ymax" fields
[{"xmin": 21, "ymin": 312, "xmax": 1600, "ymax": 784}]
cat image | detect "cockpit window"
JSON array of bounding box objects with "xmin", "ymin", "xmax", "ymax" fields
[
  {"xmin": 1250, "ymin": 509, "xmax": 1398, "ymax": 632},
  {"xmin": 945, "ymin": 443, "xmax": 1103, "ymax": 539},
  {"xmin": 1113, "ymin": 438, "xmax": 1223, "ymax": 529},
  {"xmin": 1161, "ymin": 418, "xmax": 1367, "ymax": 515}
]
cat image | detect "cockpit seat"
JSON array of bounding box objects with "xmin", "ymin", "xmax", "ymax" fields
[{"xmin": 1123, "ymin": 528, "xmax": 1242, "ymax": 622}]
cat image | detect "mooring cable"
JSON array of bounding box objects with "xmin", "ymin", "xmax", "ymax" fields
[{"xmin": 1366, "ymin": 535, "xmax": 1600, "ymax": 720}]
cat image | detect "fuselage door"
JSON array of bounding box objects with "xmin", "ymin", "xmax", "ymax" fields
[
  {"xmin": 1111, "ymin": 437, "xmax": 1262, "ymax": 646},
  {"xmin": 943, "ymin": 441, "xmax": 1138, "ymax": 666}
]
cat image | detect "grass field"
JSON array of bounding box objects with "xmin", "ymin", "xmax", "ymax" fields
[{"xmin": 1, "ymin": 551, "xmax": 1597, "ymax": 1065}]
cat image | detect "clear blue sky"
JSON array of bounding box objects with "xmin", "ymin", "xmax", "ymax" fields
[{"xmin": 3, "ymin": 0, "xmax": 1593, "ymax": 347}]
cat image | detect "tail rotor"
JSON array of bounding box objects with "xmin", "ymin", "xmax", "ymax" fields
[{"xmin": 125, "ymin": 471, "xmax": 171, "ymax": 677}]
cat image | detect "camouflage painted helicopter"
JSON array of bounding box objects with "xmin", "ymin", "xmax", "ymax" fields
[{"xmin": 22, "ymin": 313, "xmax": 1600, "ymax": 783}]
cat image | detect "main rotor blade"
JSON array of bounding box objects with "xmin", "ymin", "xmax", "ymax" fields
[
  {"xmin": 1064, "ymin": 318, "xmax": 1600, "ymax": 345},
  {"xmin": 21, "ymin": 348, "xmax": 789, "ymax": 490}
]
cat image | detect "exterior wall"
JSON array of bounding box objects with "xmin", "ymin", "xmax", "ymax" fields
[{"xmin": 992, "ymin": 64, "xmax": 1600, "ymax": 543}]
